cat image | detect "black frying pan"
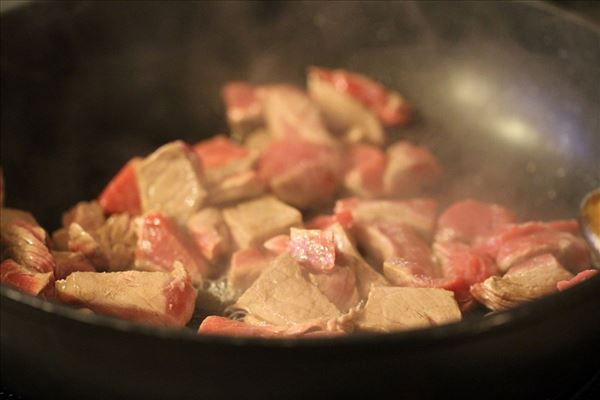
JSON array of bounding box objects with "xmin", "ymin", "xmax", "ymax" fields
[{"xmin": 1, "ymin": 1, "xmax": 599, "ymax": 399}]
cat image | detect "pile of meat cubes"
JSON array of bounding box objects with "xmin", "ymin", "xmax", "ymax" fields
[{"xmin": 1, "ymin": 67, "xmax": 597, "ymax": 338}]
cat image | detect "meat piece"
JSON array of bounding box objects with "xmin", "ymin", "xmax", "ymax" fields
[
  {"xmin": 308, "ymin": 67, "xmax": 410, "ymax": 127},
  {"xmin": 557, "ymin": 269, "xmax": 599, "ymax": 291},
  {"xmin": 1, "ymin": 259, "xmax": 53, "ymax": 296},
  {"xmin": 382, "ymin": 141, "xmax": 442, "ymax": 198},
  {"xmin": 470, "ymin": 254, "xmax": 574, "ymax": 311},
  {"xmin": 343, "ymin": 144, "xmax": 385, "ymax": 198},
  {"xmin": 62, "ymin": 201, "xmax": 106, "ymax": 231},
  {"xmin": 355, "ymin": 286, "xmax": 461, "ymax": 332},
  {"xmin": 307, "ymin": 67, "xmax": 385, "ymax": 145},
  {"xmin": 52, "ymin": 251, "xmax": 96, "ymax": 280},
  {"xmin": 325, "ymin": 223, "xmax": 388, "ymax": 299},
  {"xmin": 434, "ymin": 241, "xmax": 498, "ymax": 306},
  {"xmin": 233, "ymin": 252, "xmax": 341, "ymax": 327},
  {"xmin": 309, "ymin": 265, "xmax": 360, "ymax": 313},
  {"xmin": 355, "ymin": 223, "xmax": 434, "ymax": 269},
  {"xmin": 0, "ymin": 208, "xmax": 38, "ymax": 231},
  {"xmin": 288, "ymin": 228, "xmax": 336, "ymax": 273},
  {"xmin": 198, "ymin": 316, "xmax": 344, "ymax": 338},
  {"xmin": 51, "ymin": 228, "xmax": 70, "ymax": 251},
  {"xmin": 98, "ymin": 158, "xmax": 142, "ymax": 215},
  {"xmin": 1, "ymin": 219, "xmax": 54, "ymax": 274},
  {"xmin": 135, "ymin": 141, "xmax": 207, "ymax": 225},
  {"xmin": 193, "ymin": 134, "xmax": 250, "ymax": 170},
  {"xmin": 135, "ymin": 212, "xmax": 209, "ymax": 283},
  {"xmin": 488, "ymin": 224, "xmax": 591, "ymax": 273},
  {"xmin": 222, "ymin": 82, "xmax": 264, "ymax": 136},
  {"xmin": 336, "ymin": 197, "xmax": 438, "ymax": 239},
  {"xmin": 263, "ymin": 234, "xmax": 290, "ymax": 255},
  {"xmin": 222, "ymin": 195, "xmax": 302, "ymax": 249},
  {"xmin": 55, "ymin": 262, "xmax": 197, "ymax": 327},
  {"xmin": 187, "ymin": 208, "xmax": 232, "ymax": 264},
  {"xmin": 226, "ymin": 248, "xmax": 274, "ymax": 294},
  {"xmin": 258, "ymin": 136, "xmax": 343, "ymax": 208},
  {"xmin": 435, "ymin": 199, "xmax": 517, "ymax": 244},
  {"xmin": 207, "ymin": 170, "xmax": 265, "ymax": 205},
  {"xmin": 260, "ymin": 85, "xmax": 335, "ymax": 145},
  {"xmin": 243, "ymin": 128, "xmax": 273, "ymax": 154},
  {"xmin": 68, "ymin": 213, "xmax": 137, "ymax": 272},
  {"xmin": 306, "ymin": 211, "xmax": 353, "ymax": 230}
]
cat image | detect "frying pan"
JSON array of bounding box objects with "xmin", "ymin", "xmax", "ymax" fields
[{"xmin": 1, "ymin": 1, "xmax": 599, "ymax": 399}]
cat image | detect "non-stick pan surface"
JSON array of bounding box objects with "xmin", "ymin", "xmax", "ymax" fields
[{"xmin": 1, "ymin": 2, "xmax": 599, "ymax": 399}]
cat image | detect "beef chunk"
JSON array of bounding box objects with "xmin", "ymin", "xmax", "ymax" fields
[
  {"xmin": 470, "ymin": 253, "xmax": 574, "ymax": 311},
  {"xmin": 226, "ymin": 248, "xmax": 274, "ymax": 295},
  {"xmin": 98, "ymin": 158, "xmax": 142, "ymax": 215},
  {"xmin": 336, "ymin": 197, "xmax": 438, "ymax": 239},
  {"xmin": 62, "ymin": 201, "xmax": 106, "ymax": 232},
  {"xmin": 343, "ymin": 144, "xmax": 385, "ymax": 198},
  {"xmin": 382, "ymin": 141, "xmax": 442, "ymax": 198},
  {"xmin": 309, "ymin": 265, "xmax": 360, "ymax": 313},
  {"xmin": 1, "ymin": 259, "xmax": 53, "ymax": 296},
  {"xmin": 55, "ymin": 262, "xmax": 197, "ymax": 327},
  {"xmin": 208, "ymin": 170, "xmax": 265, "ymax": 205},
  {"xmin": 288, "ymin": 228, "xmax": 336, "ymax": 273},
  {"xmin": 261, "ymin": 85, "xmax": 335, "ymax": 145},
  {"xmin": 307, "ymin": 67, "xmax": 385, "ymax": 145},
  {"xmin": 68, "ymin": 213, "xmax": 137, "ymax": 272},
  {"xmin": 1, "ymin": 219, "xmax": 54, "ymax": 274},
  {"xmin": 233, "ymin": 252, "xmax": 341, "ymax": 327},
  {"xmin": 356, "ymin": 286, "xmax": 461, "ymax": 332},
  {"xmin": 135, "ymin": 212, "xmax": 209, "ymax": 283},
  {"xmin": 136, "ymin": 141, "xmax": 207, "ymax": 225},
  {"xmin": 307, "ymin": 67, "xmax": 410, "ymax": 127},
  {"xmin": 222, "ymin": 81, "xmax": 264, "ymax": 136},
  {"xmin": 557, "ymin": 269, "xmax": 599, "ymax": 291},
  {"xmin": 187, "ymin": 208, "xmax": 232, "ymax": 265},
  {"xmin": 198, "ymin": 316, "xmax": 344, "ymax": 338},
  {"xmin": 258, "ymin": 137, "xmax": 343, "ymax": 208},
  {"xmin": 52, "ymin": 251, "xmax": 96, "ymax": 279},
  {"xmin": 435, "ymin": 199, "xmax": 516, "ymax": 244},
  {"xmin": 0, "ymin": 208, "xmax": 38, "ymax": 231},
  {"xmin": 479, "ymin": 221, "xmax": 591, "ymax": 273},
  {"xmin": 222, "ymin": 196, "xmax": 302, "ymax": 249}
]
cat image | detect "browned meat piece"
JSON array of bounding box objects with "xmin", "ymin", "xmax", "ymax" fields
[
  {"xmin": 193, "ymin": 135, "xmax": 258, "ymax": 184},
  {"xmin": 135, "ymin": 212, "xmax": 210, "ymax": 284},
  {"xmin": 263, "ymin": 234, "xmax": 290, "ymax": 255},
  {"xmin": 233, "ymin": 252, "xmax": 341, "ymax": 327},
  {"xmin": 470, "ymin": 253, "xmax": 574, "ymax": 311},
  {"xmin": 1, "ymin": 259, "xmax": 53, "ymax": 296},
  {"xmin": 435, "ymin": 199, "xmax": 516, "ymax": 244},
  {"xmin": 51, "ymin": 251, "xmax": 96, "ymax": 280},
  {"xmin": 307, "ymin": 68, "xmax": 384, "ymax": 145},
  {"xmin": 382, "ymin": 141, "xmax": 442, "ymax": 198},
  {"xmin": 135, "ymin": 140, "xmax": 208, "ymax": 225},
  {"xmin": 56, "ymin": 262, "xmax": 197, "ymax": 327},
  {"xmin": 1, "ymin": 219, "xmax": 54, "ymax": 274},
  {"xmin": 187, "ymin": 208, "xmax": 232, "ymax": 265},
  {"xmin": 226, "ymin": 248, "xmax": 274, "ymax": 295},
  {"xmin": 243, "ymin": 128, "xmax": 273, "ymax": 154},
  {"xmin": 222, "ymin": 196, "xmax": 302, "ymax": 249},
  {"xmin": 68, "ymin": 213, "xmax": 137, "ymax": 272},
  {"xmin": 325, "ymin": 223, "xmax": 388, "ymax": 299},
  {"xmin": 62, "ymin": 201, "xmax": 106, "ymax": 232},
  {"xmin": 335, "ymin": 197, "xmax": 438, "ymax": 239},
  {"xmin": 198, "ymin": 316, "xmax": 344, "ymax": 338},
  {"xmin": 51, "ymin": 228, "xmax": 70, "ymax": 251},
  {"xmin": 260, "ymin": 85, "xmax": 335, "ymax": 146},
  {"xmin": 309, "ymin": 265, "xmax": 360, "ymax": 313},
  {"xmin": 355, "ymin": 286, "xmax": 461, "ymax": 332}
]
